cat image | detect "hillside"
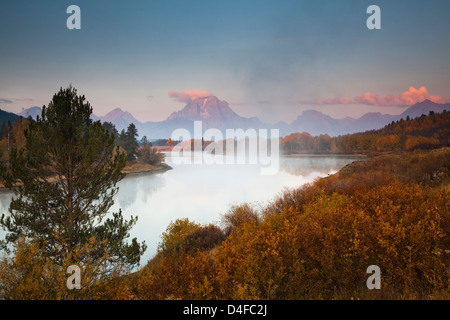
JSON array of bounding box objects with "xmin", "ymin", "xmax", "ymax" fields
[
  {"xmin": 282, "ymin": 109, "xmax": 450, "ymax": 154},
  {"xmin": 0, "ymin": 109, "xmax": 19, "ymax": 126},
  {"xmin": 125, "ymin": 146, "xmax": 450, "ymax": 300}
]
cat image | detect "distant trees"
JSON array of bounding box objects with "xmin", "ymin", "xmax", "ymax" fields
[
  {"xmin": 0, "ymin": 121, "xmax": 12, "ymax": 140},
  {"xmin": 114, "ymin": 123, "xmax": 140, "ymax": 162},
  {"xmin": 281, "ymin": 132, "xmax": 331, "ymax": 153},
  {"xmin": 0, "ymin": 118, "xmax": 31, "ymax": 161},
  {"xmin": 102, "ymin": 123, "xmax": 164, "ymax": 165},
  {"xmin": 139, "ymin": 139, "xmax": 165, "ymax": 166},
  {"xmin": 281, "ymin": 111, "xmax": 450, "ymax": 153}
]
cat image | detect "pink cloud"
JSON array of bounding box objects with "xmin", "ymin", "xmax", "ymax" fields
[
  {"xmin": 168, "ymin": 90, "xmax": 214, "ymax": 103},
  {"xmin": 301, "ymin": 86, "xmax": 450, "ymax": 107}
]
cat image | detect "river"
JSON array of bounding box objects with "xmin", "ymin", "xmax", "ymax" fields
[{"xmin": 0, "ymin": 153, "xmax": 362, "ymax": 266}]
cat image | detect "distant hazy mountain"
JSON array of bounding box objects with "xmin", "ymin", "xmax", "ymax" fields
[
  {"xmin": 16, "ymin": 106, "xmax": 133, "ymax": 131},
  {"xmin": 101, "ymin": 108, "xmax": 139, "ymax": 132},
  {"xmin": 132, "ymin": 96, "xmax": 266, "ymax": 139},
  {"xmin": 17, "ymin": 106, "xmax": 42, "ymax": 120},
  {"xmin": 289, "ymin": 110, "xmax": 343, "ymax": 137},
  {"xmin": 287, "ymin": 100, "xmax": 449, "ymax": 136},
  {"xmin": 166, "ymin": 96, "xmax": 262, "ymax": 127},
  {"xmin": 288, "ymin": 110, "xmax": 399, "ymax": 136},
  {"xmin": 15, "ymin": 99, "xmax": 450, "ymax": 139},
  {"xmin": 0, "ymin": 109, "xmax": 19, "ymax": 126},
  {"xmin": 399, "ymin": 99, "xmax": 449, "ymax": 119}
]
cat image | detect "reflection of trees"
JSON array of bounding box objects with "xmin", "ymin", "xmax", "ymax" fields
[
  {"xmin": 0, "ymin": 192, "xmax": 12, "ymax": 214},
  {"xmin": 0, "ymin": 173, "xmax": 167, "ymax": 220},
  {"xmin": 279, "ymin": 156, "xmax": 358, "ymax": 177},
  {"xmin": 116, "ymin": 173, "xmax": 166, "ymax": 210},
  {"xmin": 0, "ymin": 192, "xmax": 13, "ymax": 241}
]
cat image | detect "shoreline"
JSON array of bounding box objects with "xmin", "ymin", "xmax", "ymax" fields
[
  {"xmin": 280, "ymin": 153, "xmax": 367, "ymax": 158},
  {"xmin": 0, "ymin": 153, "xmax": 367, "ymax": 192},
  {"xmin": 0, "ymin": 162, "xmax": 173, "ymax": 192},
  {"xmin": 122, "ymin": 163, "xmax": 173, "ymax": 178}
]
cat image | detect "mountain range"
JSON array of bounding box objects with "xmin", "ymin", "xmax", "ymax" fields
[{"xmin": 10, "ymin": 98, "xmax": 450, "ymax": 139}]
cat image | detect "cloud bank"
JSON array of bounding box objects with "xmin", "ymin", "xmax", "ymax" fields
[
  {"xmin": 301, "ymin": 86, "xmax": 450, "ymax": 107},
  {"xmin": 168, "ymin": 90, "xmax": 214, "ymax": 103}
]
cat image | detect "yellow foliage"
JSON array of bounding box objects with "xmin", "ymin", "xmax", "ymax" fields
[
  {"xmin": 0, "ymin": 237, "xmax": 135, "ymax": 300},
  {"xmin": 134, "ymin": 149, "xmax": 449, "ymax": 300}
]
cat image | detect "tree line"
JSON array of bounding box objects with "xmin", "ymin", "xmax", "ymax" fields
[{"xmin": 281, "ymin": 110, "xmax": 450, "ymax": 153}]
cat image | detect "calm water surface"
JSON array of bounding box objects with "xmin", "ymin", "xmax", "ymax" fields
[{"xmin": 0, "ymin": 153, "xmax": 362, "ymax": 266}]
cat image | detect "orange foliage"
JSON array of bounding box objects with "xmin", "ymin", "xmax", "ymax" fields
[{"xmin": 135, "ymin": 148, "xmax": 449, "ymax": 300}]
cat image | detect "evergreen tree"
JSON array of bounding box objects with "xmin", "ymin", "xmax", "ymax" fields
[
  {"xmin": 102, "ymin": 121, "xmax": 119, "ymax": 143},
  {"xmin": 124, "ymin": 123, "xmax": 140, "ymax": 162},
  {"xmin": 0, "ymin": 86, "xmax": 146, "ymax": 269},
  {"xmin": 117, "ymin": 129, "xmax": 127, "ymax": 149},
  {"xmin": 0, "ymin": 122, "xmax": 7, "ymax": 139},
  {"xmin": 141, "ymin": 135, "xmax": 151, "ymax": 148}
]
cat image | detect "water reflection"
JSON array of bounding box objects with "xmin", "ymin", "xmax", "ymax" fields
[
  {"xmin": 117, "ymin": 173, "xmax": 166, "ymax": 210},
  {"xmin": 279, "ymin": 155, "xmax": 362, "ymax": 176}
]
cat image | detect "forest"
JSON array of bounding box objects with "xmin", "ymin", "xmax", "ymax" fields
[
  {"xmin": 0, "ymin": 117, "xmax": 165, "ymax": 167},
  {"xmin": 281, "ymin": 110, "xmax": 450, "ymax": 154},
  {"xmin": 0, "ymin": 88, "xmax": 448, "ymax": 300}
]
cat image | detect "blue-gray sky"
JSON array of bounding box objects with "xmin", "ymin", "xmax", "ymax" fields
[{"xmin": 1, "ymin": 0, "xmax": 449, "ymax": 123}]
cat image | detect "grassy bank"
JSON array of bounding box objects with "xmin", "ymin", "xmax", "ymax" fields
[{"xmin": 122, "ymin": 162, "xmax": 172, "ymax": 176}]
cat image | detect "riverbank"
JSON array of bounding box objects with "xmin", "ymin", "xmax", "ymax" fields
[
  {"xmin": 0, "ymin": 162, "xmax": 173, "ymax": 191},
  {"xmin": 122, "ymin": 162, "xmax": 172, "ymax": 177}
]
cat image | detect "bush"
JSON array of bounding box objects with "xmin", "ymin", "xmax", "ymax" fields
[
  {"xmin": 221, "ymin": 204, "xmax": 260, "ymax": 236},
  {"xmin": 182, "ymin": 224, "xmax": 225, "ymax": 254},
  {"xmin": 0, "ymin": 237, "xmax": 134, "ymax": 300},
  {"xmin": 138, "ymin": 145, "xmax": 165, "ymax": 166},
  {"xmin": 157, "ymin": 218, "xmax": 200, "ymax": 255}
]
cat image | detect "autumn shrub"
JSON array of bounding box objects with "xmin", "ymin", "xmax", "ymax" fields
[
  {"xmin": 214, "ymin": 210, "xmax": 305, "ymax": 299},
  {"xmin": 0, "ymin": 237, "xmax": 134, "ymax": 300},
  {"xmin": 157, "ymin": 218, "xmax": 200, "ymax": 255},
  {"xmin": 211, "ymin": 179, "xmax": 449, "ymax": 299},
  {"xmin": 221, "ymin": 203, "xmax": 260, "ymax": 236},
  {"xmin": 182, "ymin": 224, "xmax": 226, "ymax": 255},
  {"xmin": 321, "ymin": 148, "xmax": 450, "ymax": 191},
  {"xmin": 138, "ymin": 145, "xmax": 165, "ymax": 166},
  {"xmin": 262, "ymin": 183, "xmax": 322, "ymax": 217},
  {"xmin": 347, "ymin": 181, "xmax": 449, "ymax": 296},
  {"xmin": 136, "ymin": 218, "xmax": 221, "ymax": 299}
]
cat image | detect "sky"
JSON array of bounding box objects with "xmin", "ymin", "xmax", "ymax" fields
[{"xmin": 1, "ymin": 0, "xmax": 450, "ymax": 124}]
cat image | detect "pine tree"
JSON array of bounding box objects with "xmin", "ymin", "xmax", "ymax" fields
[
  {"xmin": 0, "ymin": 86, "xmax": 146, "ymax": 269},
  {"xmin": 102, "ymin": 121, "xmax": 119, "ymax": 143},
  {"xmin": 141, "ymin": 135, "xmax": 151, "ymax": 148},
  {"xmin": 125, "ymin": 123, "xmax": 140, "ymax": 162}
]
